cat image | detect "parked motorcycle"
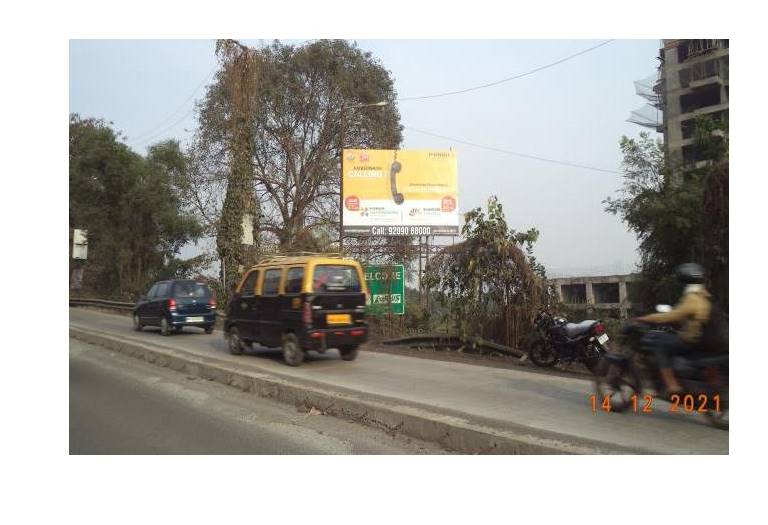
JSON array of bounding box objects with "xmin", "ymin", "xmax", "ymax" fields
[
  {"xmin": 527, "ymin": 311, "xmax": 611, "ymax": 372},
  {"xmin": 593, "ymin": 317, "xmax": 728, "ymax": 430}
]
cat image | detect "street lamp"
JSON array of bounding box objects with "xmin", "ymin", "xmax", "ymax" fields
[{"xmin": 338, "ymin": 101, "xmax": 389, "ymax": 252}]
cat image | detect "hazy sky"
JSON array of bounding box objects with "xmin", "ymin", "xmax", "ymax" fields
[{"xmin": 69, "ymin": 39, "xmax": 661, "ymax": 277}]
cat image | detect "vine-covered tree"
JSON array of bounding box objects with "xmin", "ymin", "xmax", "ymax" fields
[
  {"xmin": 212, "ymin": 40, "xmax": 262, "ymax": 291},
  {"xmin": 424, "ymin": 196, "xmax": 547, "ymax": 348},
  {"xmin": 69, "ymin": 115, "xmax": 203, "ymax": 298}
]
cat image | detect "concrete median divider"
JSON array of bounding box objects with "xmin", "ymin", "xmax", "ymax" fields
[{"xmin": 69, "ymin": 326, "xmax": 650, "ymax": 454}]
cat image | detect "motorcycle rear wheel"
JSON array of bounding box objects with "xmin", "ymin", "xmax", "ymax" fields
[
  {"xmin": 594, "ymin": 358, "xmax": 642, "ymax": 413},
  {"xmin": 582, "ymin": 354, "xmax": 601, "ymax": 373},
  {"xmin": 582, "ymin": 343, "xmax": 608, "ymax": 373}
]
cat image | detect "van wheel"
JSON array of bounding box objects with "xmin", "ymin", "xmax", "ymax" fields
[
  {"xmin": 282, "ymin": 333, "xmax": 304, "ymax": 367},
  {"xmin": 228, "ymin": 327, "xmax": 244, "ymax": 355},
  {"xmin": 160, "ymin": 317, "xmax": 172, "ymax": 336},
  {"xmin": 132, "ymin": 314, "xmax": 143, "ymax": 332},
  {"xmin": 204, "ymin": 325, "xmax": 214, "ymax": 334},
  {"xmin": 339, "ymin": 345, "xmax": 359, "ymax": 361}
]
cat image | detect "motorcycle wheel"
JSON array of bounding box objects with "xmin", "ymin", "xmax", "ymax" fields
[
  {"xmin": 528, "ymin": 339, "xmax": 557, "ymax": 368},
  {"xmin": 594, "ymin": 358, "xmax": 642, "ymax": 413},
  {"xmin": 582, "ymin": 344, "xmax": 606, "ymax": 373},
  {"xmin": 583, "ymin": 356, "xmax": 600, "ymax": 373}
]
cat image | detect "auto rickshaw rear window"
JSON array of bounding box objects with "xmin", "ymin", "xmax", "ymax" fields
[
  {"xmin": 263, "ymin": 269, "xmax": 282, "ymax": 295},
  {"xmin": 285, "ymin": 267, "xmax": 304, "ymax": 294},
  {"xmin": 313, "ymin": 265, "xmax": 361, "ymax": 292},
  {"xmin": 240, "ymin": 270, "xmax": 259, "ymax": 295}
]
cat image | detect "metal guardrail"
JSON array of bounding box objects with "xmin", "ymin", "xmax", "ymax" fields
[{"xmin": 69, "ymin": 298, "xmax": 134, "ymax": 311}]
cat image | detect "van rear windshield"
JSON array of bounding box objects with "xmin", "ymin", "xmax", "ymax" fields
[
  {"xmin": 173, "ymin": 281, "xmax": 212, "ymax": 300},
  {"xmin": 313, "ymin": 265, "xmax": 361, "ymax": 293}
]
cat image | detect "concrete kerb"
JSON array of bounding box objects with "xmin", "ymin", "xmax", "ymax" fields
[{"xmin": 69, "ymin": 326, "xmax": 650, "ymax": 455}]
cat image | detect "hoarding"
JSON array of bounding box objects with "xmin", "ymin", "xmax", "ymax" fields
[
  {"xmin": 342, "ymin": 149, "xmax": 458, "ymax": 236},
  {"xmin": 72, "ymin": 229, "xmax": 88, "ymax": 260},
  {"xmin": 364, "ymin": 264, "xmax": 405, "ymax": 315}
]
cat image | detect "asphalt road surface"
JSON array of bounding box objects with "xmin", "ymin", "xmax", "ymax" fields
[
  {"xmin": 70, "ymin": 338, "xmax": 448, "ymax": 454},
  {"xmin": 70, "ymin": 308, "xmax": 729, "ymax": 454}
]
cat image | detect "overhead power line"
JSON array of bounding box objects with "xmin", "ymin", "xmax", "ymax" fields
[
  {"xmin": 130, "ymin": 64, "xmax": 217, "ymax": 143},
  {"xmin": 132, "ymin": 109, "xmax": 197, "ymax": 147},
  {"xmin": 397, "ymin": 40, "xmax": 615, "ymax": 102},
  {"xmin": 404, "ymin": 126, "xmax": 621, "ymax": 175}
]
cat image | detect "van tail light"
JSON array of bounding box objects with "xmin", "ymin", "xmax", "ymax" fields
[
  {"xmin": 209, "ymin": 293, "xmax": 217, "ymax": 309},
  {"xmin": 303, "ymin": 301, "xmax": 312, "ymax": 326},
  {"xmin": 593, "ymin": 322, "xmax": 605, "ymax": 335},
  {"xmin": 168, "ymin": 298, "xmax": 177, "ymax": 311}
]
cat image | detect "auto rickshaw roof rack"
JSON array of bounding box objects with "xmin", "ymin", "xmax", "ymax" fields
[{"xmin": 256, "ymin": 251, "xmax": 346, "ymax": 265}]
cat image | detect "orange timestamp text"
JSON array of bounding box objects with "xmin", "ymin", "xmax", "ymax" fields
[{"xmin": 589, "ymin": 393, "xmax": 722, "ymax": 414}]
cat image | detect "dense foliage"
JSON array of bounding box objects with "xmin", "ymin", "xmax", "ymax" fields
[
  {"xmin": 69, "ymin": 115, "xmax": 204, "ymax": 298},
  {"xmin": 424, "ymin": 196, "xmax": 549, "ymax": 348},
  {"xmin": 604, "ymin": 116, "xmax": 728, "ymax": 310}
]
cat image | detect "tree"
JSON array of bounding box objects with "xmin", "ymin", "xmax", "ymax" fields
[
  {"xmin": 69, "ymin": 115, "xmax": 203, "ymax": 298},
  {"xmin": 189, "ymin": 39, "xmax": 403, "ymax": 263},
  {"xmin": 604, "ymin": 116, "xmax": 728, "ymax": 309},
  {"xmin": 424, "ymin": 196, "xmax": 547, "ymax": 348},
  {"xmin": 211, "ymin": 40, "xmax": 262, "ymax": 291}
]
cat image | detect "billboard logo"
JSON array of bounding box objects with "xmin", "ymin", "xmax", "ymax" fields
[
  {"xmin": 345, "ymin": 195, "xmax": 360, "ymax": 211},
  {"xmin": 441, "ymin": 196, "xmax": 456, "ymax": 213},
  {"xmin": 360, "ymin": 152, "xmax": 369, "ymax": 162},
  {"xmin": 346, "ymin": 153, "xmax": 356, "ymax": 161}
]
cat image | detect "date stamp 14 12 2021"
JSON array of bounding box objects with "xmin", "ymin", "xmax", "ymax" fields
[{"xmin": 589, "ymin": 393, "xmax": 723, "ymax": 414}]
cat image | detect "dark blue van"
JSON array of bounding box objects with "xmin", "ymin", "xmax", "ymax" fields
[{"xmin": 133, "ymin": 280, "xmax": 217, "ymax": 335}]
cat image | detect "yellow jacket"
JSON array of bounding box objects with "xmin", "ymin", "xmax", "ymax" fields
[{"xmin": 638, "ymin": 285, "xmax": 712, "ymax": 343}]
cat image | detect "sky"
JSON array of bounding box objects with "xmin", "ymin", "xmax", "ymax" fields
[{"xmin": 69, "ymin": 39, "xmax": 662, "ymax": 277}]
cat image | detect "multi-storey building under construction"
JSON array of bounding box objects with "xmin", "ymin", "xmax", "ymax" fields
[{"xmin": 629, "ymin": 39, "xmax": 729, "ymax": 182}]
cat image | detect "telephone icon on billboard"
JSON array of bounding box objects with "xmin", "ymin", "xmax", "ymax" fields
[{"xmin": 390, "ymin": 160, "xmax": 404, "ymax": 205}]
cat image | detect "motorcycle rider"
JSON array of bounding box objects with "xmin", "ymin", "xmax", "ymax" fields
[{"xmin": 633, "ymin": 263, "xmax": 712, "ymax": 395}]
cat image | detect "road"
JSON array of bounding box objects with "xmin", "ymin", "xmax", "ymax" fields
[
  {"xmin": 70, "ymin": 308, "xmax": 729, "ymax": 454},
  {"xmin": 70, "ymin": 338, "xmax": 447, "ymax": 454}
]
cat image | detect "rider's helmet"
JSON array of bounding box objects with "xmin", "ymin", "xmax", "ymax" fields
[{"xmin": 676, "ymin": 262, "xmax": 705, "ymax": 284}]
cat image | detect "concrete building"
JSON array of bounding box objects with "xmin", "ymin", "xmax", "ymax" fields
[
  {"xmin": 550, "ymin": 274, "xmax": 639, "ymax": 319},
  {"xmin": 659, "ymin": 39, "xmax": 729, "ymax": 178},
  {"xmin": 628, "ymin": 39, "xmax": 728, "ymax": 183}
]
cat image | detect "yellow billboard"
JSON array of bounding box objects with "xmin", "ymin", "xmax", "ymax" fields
[{"xmin": 342, "ymin": 149, "xmax": 459, "ymax": 236}]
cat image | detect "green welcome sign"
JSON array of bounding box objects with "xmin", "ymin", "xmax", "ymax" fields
[{"xmin": 363, "ymin": 264, "xmax": 405, "ymax": 315}]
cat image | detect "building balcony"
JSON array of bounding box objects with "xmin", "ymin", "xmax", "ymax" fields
[
  {"xmin": 689, "ymin": 73, "xmax": 727, "ymax": 89},
  {"xmin": 691, "ymin": 102, "xmax": 729, "ymax": 117}
]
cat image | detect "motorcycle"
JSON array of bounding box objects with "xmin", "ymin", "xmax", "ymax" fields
[
  {"xmin": 593, "ymin": 314, "xmax": 728, "ymax": 430},
  {"xmin": 527, "ymin": 311, "xmax": 611, "ymax": 372}
]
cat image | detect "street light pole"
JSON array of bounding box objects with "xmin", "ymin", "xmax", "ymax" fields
[
  {"xmin": 339, "ymin": 104, "xmax": 346, "ymax": 254},
  {"xmin": 338, "ymin": 100, "xmax": 388, "ymax": 256}
]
